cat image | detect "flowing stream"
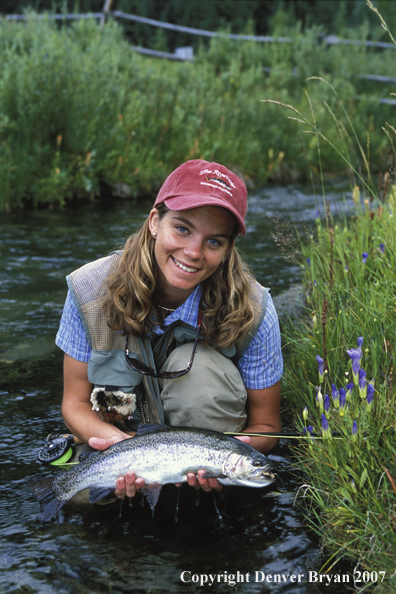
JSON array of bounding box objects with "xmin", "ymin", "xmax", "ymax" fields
[{"xmin": 0, "ymin": 182, "xmax": 354, "ymax": 594}]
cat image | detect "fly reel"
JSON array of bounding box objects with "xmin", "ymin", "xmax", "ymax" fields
[{"xmin": 38, "ymin": 435, "xmax": 74, "ymax": 466}]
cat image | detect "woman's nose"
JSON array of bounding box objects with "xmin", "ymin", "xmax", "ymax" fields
[{"xmin": 183, "ymin": 237, "xmax": 203, "ymax": 260}]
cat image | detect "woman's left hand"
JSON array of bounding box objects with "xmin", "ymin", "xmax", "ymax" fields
[{"xmin": 184, "ymin": 435, "xmax": 251, "ymax": 492}]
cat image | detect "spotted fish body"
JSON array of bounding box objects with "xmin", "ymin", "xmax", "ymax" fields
[{"xmin": 28, "ymin": 425, "xmax": 276, "ymax": 521}]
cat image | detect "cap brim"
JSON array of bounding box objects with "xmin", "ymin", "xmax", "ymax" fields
[{"xmin": 163, "ymin": 196, "xmax": 246, "ymax": 236}]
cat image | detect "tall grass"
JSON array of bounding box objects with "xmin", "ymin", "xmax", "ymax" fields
[
  {"xmin": 275, "ymin": 69, "xmax": 396, "ymax": 592},
  {"xmin": 0, "ymin": 11, "xmax": 395, "ymax": 210},
  {"xmin": 284, "ymin": 195, "xmax": 396, "ymax": 592}
]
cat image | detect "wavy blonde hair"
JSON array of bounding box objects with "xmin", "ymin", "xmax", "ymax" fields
[{"xmin": 102, "ymin": 205, "xmax": 256, "ymax": 349}]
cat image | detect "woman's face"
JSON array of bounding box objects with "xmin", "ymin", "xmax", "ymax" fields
[{"xmin": 148, "ymin": 205, "xmax": 235, "ymax": 306}]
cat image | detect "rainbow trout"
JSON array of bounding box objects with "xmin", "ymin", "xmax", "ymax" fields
[{"xmin": 28, "ymin": 424, "xmax": 276, "ymax": 521}]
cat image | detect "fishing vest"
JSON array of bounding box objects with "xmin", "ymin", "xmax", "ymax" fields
[{"xmin": 67, "ymin": 252, "xmax": 269, "ymax": 431}]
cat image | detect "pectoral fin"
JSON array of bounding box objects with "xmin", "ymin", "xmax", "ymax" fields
[
  {"xmin": 89, "ymin": 486, "xmax": 116, "ymax": 503},
  {"xmin": 201, "ymin": 472, "xmax": 227, "ymax": 480},
  {"xmin": 142, "ymin": 483, "xmax": 163, "ymax": 510}
]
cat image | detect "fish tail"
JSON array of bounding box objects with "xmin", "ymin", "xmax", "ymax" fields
[{"xmin": 28, "ymin": 476, "xmax": 66, "ymax": 521}]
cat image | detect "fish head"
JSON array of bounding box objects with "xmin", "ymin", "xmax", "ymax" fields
[{"xmin": 222, "ymin": 451, "xmax": 276, "ymax": 488}]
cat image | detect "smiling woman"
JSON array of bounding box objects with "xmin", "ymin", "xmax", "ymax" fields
[
  {"xmin": 55, "ymin": 159, "xmax": 283, "ymax": 500},
  {"xmin": 149, "ymin": 206, "xmax": 235, "ymax": 307}
]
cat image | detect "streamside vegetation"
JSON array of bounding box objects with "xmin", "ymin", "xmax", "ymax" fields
[
  {"xmin": 277, "ymin": 13, "xmax": 396, "ymax": 589},
  {"xmin": 0, "ymin": 10, "xmax": 395, "ymax": 210},
  {"xmin": 282, "ymin": 186, "xmax": 396, "ymax": 592}
]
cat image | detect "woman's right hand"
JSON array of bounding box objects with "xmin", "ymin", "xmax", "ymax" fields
[{"xmin": 115, "ymin": 472, "xmax": 146, "ymax": 498}]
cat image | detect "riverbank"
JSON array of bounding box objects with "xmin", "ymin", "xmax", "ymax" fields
[
  {"xmin": 1, "ymin": 12, "xmax": 395, "ymax": 211},
  {"xmin": 281, "ymin": 181, "xmax": 396, "ymax": 592}
]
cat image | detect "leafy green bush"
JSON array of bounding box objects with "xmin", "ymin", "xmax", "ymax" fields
[{"xmin": 0, "ymin": 12, "xmax": 395, "ymax": 210}]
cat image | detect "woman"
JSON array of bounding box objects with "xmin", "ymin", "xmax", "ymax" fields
[{"xmin": 56, "ymin": 159, "xmax": 282, "ymax": 499}]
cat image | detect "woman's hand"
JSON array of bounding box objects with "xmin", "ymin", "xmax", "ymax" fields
[{"xmin": 114, "ymin": 472, "xmax": 146, "ymax": 499}]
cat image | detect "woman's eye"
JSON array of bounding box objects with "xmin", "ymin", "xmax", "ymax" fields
[
  {"xmin": 208, "ymin": 238, "xmax": 220, "ymax": 247},
  {"xmin": 176, "ymin": 226, "xmax": 188, "ymax": 234}
]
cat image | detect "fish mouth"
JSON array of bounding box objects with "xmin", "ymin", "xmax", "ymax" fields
[{"xmin": 250, "ymin": 467, "xmax": 276, "ymax": 482}]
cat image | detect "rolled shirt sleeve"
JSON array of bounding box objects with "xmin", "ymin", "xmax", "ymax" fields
[
  {"xmin": 237, "ymin": 293, "xmax": 283, "ymax": 390},
  {"xmin": 55, "ymin": 291, "xmax": 91, "ymax": 363}
]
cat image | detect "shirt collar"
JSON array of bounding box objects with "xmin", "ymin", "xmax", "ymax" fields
[{"xmin": 152, "ymin": 284, "xmax": 202, "ymax": 335}]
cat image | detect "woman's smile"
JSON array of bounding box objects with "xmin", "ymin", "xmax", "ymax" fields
[
  {"xmin": 171, "ymin": 256, "xmax": 199, "ymax": 274},
  {"xmin": 149, "ymin": 205, "xmax": 235, "ymax": 307}
]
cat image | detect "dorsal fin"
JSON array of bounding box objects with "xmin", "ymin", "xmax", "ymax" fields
[{"xmin": 135, "ymin": 423, "xmax": 168, "ymax": 436}]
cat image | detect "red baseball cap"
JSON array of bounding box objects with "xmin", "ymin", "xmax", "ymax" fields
[{"xmin": 154, "ymin": 160, "xmax": 247, "ymax": 236}]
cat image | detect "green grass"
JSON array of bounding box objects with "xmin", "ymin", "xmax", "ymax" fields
[{"xmin": 1, "ymin": 11, "xmax": 396, "ymax": 210}]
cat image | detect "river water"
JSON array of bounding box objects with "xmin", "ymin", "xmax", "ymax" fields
[{"xmin": 0, "ymin": 183, "xmax": 354, "ymax": 594}]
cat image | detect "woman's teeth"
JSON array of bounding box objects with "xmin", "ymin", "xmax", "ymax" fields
[{"xmin": 173, "ymin": 257, "xmax": 198, "ymax": 273}]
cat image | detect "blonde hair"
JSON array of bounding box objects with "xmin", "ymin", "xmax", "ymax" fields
[{"xmin": 102, "ymin": 206, "xmax": 255, "ymax": 349}]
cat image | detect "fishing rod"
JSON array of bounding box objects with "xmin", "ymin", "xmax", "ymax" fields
[{"xmin": 224, "ymin": 431, "xmax": 344, "ymax": 440}]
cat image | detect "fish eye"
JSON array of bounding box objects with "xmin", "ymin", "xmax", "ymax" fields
[{"xmin": 252, "ymin": 460, "xmax": 262, "ymax": 467}]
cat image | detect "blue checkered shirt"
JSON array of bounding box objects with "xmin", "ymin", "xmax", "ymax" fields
[{"xmin": 55, "ymin": 284, "xmax": 283, "ymax": 390}]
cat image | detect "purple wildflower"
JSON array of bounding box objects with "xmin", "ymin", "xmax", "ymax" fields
[
  {"xmin": 306, "ymin": 258, "xmax": 311, "ymax": 267},
  {"xmin": 303, "ymin": 425, "xmax": 314, "ymax": 435},
  {"xmin": 324, "ymin": 393, "xmax": 330, "ymax": 417},
  {"xmin": 345, "ymin": 382, "xmax": 354, "ymax": 401},
  {"xmin": 339, "ymin": 388, "xmax": 347, "ymax": 416},
  {"xmin": 331, "ymin": 383, "xmax": 339, "ymax": 407},
  {"xmin": 352, "ymin": 421, "xmax": 358, "ymax": 442},
  {"xmin": 346, "ymin": 348, "xmax": 362, "ymax": 384},
  {"xmin": 362, "ymin": 252, "xmax": 369, "ymax": 264},
  {"xmin": 359, "ymin": 376, "xmax": 367, "ymax": 399},
  {"xmin": 316, "ymin": 355, "xmax": 324, "ymax": 383},
  {"xmin": 380, "ymin": 243, "xmax": 385, "ymax": 253},
  {"xmin": 357, "ymin": 337, "xmax": 364, "ymax": 351},
  {"xmin": 358, "ymin": 369, "xmax": 367, "ymax": 398},
  {"xmin": 320, "ymin": 413, "xmax": 331, "ymax": 438},
  {"xmin": 367, "ymin": 382, "xmax": 374, "ymax": 409}
]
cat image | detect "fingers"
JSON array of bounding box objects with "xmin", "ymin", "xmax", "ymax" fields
[
  {"xmin": 114, "ymin": 472, "xmax": 145, "ymax": 499},
  {"xmin": 234, "ymin": 435, "xmax": 251, "ymax": 445},
  {"xmin": 186, "ymin": 470, "xmax": 223, "ymax": 492},
  {"xmin": 88, "ymin": 435, "xmax": 123, "ymax": 451}
]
